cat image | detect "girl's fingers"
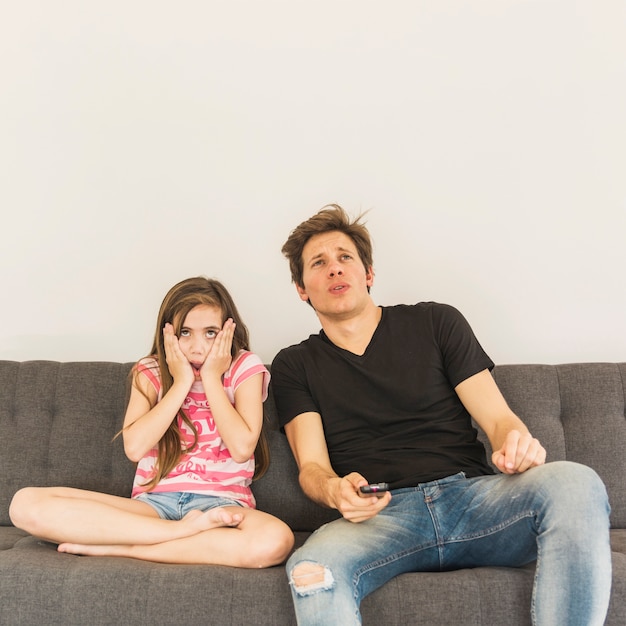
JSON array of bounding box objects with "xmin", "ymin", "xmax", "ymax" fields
[
  {"xmin": 201, "ymin": 320, "xmax": 235, "ymax": 376},
  {"xmin": 214, "ymin": 320, "xmax": 235, "ymax": 356},
  {"xmin": 163, "ymin": 324, "xmax": 193, "ymax": 381},
  {"xmin": 163, "ymin": 325, "xmax": 182, "ymax": 359}
]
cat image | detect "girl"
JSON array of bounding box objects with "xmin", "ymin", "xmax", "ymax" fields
[{"xmin": 9, "ymin": 277, "xmax": 294, "ymax": 567}]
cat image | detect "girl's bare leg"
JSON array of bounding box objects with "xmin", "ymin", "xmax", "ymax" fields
[
  {"xmin": 58, "ymin": 507, "xmax": 295, "ymax": 568},
  {"xmin": 9, "ymin": 486, "xmax": 240, "ymax": 546}
]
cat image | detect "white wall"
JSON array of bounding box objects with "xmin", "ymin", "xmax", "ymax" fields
[{"xmin": 1, "ymin": 1, "xmax": 624, "ymax": 366}]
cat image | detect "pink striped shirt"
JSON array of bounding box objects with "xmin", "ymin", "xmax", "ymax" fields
[{"xmin": 130, "ymin": 350, "xmax": 269, "ymax": 508}]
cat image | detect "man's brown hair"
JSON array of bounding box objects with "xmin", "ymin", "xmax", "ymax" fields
[{"xmin": 281, "ymin": 204, "xmax": 373, "ymax": 289}]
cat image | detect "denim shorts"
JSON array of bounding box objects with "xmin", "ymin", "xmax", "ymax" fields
[{"xmin": 135, "ymin": 491, "xmax": 243, "ymax": 521}]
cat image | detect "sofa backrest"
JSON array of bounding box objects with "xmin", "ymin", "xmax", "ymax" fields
[
  {"xmin": 1, "ymin": 361, "xmax": 624, "ymax": 529},
  {"xmin": 0, "ymin": 361, "xmax": 135, "ymax": 526},
  {"xmin": 491, "ymin": 363, "xmax": 626, "ymax": 528}
]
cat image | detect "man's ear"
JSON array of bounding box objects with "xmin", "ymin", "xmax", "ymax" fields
[
  {"xmin": 296, "ymin": 283, "xmax": 309, "ymax": 303},
  {"xmin": 366, "ymin": 266, "xmax": 375, "ymax": 288}
]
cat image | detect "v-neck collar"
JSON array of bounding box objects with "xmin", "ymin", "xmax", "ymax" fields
[{"xmin": 319, "ymin": 307, "xmax": 385, "ymax": 358}]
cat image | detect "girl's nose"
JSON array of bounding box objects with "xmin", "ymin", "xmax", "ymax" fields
[{"xmin": 190, "ymin": 338, "xmax": 204, "ymax": 353}]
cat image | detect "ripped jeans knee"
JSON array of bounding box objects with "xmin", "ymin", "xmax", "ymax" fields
[{"xmin": 289, "ymin": 560, "xmax": 335, "ymax": 596}]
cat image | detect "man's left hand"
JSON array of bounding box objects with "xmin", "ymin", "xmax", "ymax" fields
[{"xmin": 492, "ymin": 429, "xmax": 546, "ymax": 474}]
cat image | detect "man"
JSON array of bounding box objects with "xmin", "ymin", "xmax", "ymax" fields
[{"xmin": 271, "ymin": 205, "xmax": 611, "ymax": 625}]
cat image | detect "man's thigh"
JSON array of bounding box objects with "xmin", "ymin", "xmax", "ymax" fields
[
  {"xmin": 425, "ymin": 464, "xmax": 596, "ymax": 570},
  {"xmin": 288, "ymin": 489, "xmax": 443, "ymax": 598}
]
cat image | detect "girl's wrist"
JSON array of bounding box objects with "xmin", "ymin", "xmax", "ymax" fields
[
  {"xmin": 200, "ymin": 371, "xmax": 223, "ymax": 388},
  {"xmin": 169, "ymin": 377, "xmax": 193, "ymax": 395}
]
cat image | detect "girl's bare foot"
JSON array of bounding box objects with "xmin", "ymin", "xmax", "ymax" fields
[
  {"xmin": 57, "ymin": 542, "xmax": 125, "ymax": 556},
  {"xmin": 182, "ymin": 507, "xmax": 243, "ymax": 533}
]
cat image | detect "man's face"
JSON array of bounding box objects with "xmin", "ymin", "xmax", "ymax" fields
[{"xmin": 297, "ymin": 231, "xmax": 374, "ymax": 319}]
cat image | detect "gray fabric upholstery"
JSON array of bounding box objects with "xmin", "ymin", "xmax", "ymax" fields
[{"xmin": 1, "ymin": 360, "xmax": 624, "ymax": 625}]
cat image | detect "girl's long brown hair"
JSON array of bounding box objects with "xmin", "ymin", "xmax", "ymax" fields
[{"xmin": 130, "ymin": 276, "xmax": 269, "ymax": 489}]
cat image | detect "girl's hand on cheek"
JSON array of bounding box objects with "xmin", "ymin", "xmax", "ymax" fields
[
  {"xmin": 163, "ymin": 323, "xmax": 194, "ymax": 387},
  {"xmin": 202, "ymin": 319, "xmax": 235, "ymax": 379}
]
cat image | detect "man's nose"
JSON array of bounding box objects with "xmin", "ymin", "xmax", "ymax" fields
[{"xmin": 328, "ymin": 263, "xmax": 343, "ymax": 277}]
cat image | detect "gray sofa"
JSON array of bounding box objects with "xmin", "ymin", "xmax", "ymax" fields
[{"xmin": 1, "ymin": 359, "xmax": 624, "ymax": 625}]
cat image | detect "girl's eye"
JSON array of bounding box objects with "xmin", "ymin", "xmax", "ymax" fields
[
  {"xmin": 179, "ymin": 329, "xmax": 190, "ymax": 337},
  {"xmin": 206, "ymin": 330, "xmax": 217, "ymax": 339}
]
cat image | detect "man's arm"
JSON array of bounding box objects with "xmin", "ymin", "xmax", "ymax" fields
[
  {"xmin": 284, "ymin": 412, "xmax": 391, "ymax": 522},
  {"xmin": 455, "ymin": 369, "xmax": 546, "ymax": 474}
]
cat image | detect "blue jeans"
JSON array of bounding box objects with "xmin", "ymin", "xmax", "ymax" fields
[{"xmin": 287, "ymin": 462, "xmax": 612, "ymax": 626}]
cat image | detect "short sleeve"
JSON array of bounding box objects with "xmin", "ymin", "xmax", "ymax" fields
[
  {"xmin": 432, "ymin": 304, "xmax": 494, "ymax": 388},
  {"xmin": 227, "ymin": 351, "xmax": 270, "ymax": 401},
  {"xmin": 270, "ymin": 347, "xmax": 319, "ymax": 429},
  {"xmin": 134, "ymin": 357, "xmax": 162, "ymax": 397}
]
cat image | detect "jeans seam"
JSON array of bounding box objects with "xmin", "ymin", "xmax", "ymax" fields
[
  {"xmin": 424, "ymin": 495, "xmax": 445, "ymax": 568},
  {"xmin": 531, "ymin": 531, "xmax": 541, "ymax": 625},
  {"xmin": 353, "ymin": 539, "xmax": 440, "ymax": 587},
  {"xmin": 352, "ymin": 493, "xmax": 538, "ymax": 574},
  {"xmin": 351, "ymin": 507, "xmax": 538, "ymax": 581},
  {"xmin": 445, "ymin": 510, "xmax": 538, "ymax": 544}
]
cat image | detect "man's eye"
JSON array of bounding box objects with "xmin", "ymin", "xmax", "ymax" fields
[{"xmin": 341, "ymin": 254, "xmax": 352, "ymax": 261}]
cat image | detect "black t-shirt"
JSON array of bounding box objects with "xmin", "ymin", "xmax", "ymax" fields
[{"xmin": 271, "ymin": 303, "xmax": 496, "ymax": 488}]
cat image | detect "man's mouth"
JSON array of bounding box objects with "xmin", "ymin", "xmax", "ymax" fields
[{"xmin": 330, "ymin": 283, "xmax": 348, "ymax": 293}]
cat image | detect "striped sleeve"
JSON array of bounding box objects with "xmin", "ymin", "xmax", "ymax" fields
[
  {"xmin": 226, "ymin": 351, "xmax": 270, "ymax": 401},
  {"xmin": 134, "ymin": 357, "xmax": 162, "ymax": 396}
]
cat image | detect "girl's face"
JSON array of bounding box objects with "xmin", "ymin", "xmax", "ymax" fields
[{"xmin": 176, "ymin": 304, "xmax": 223, "ymax": 372}]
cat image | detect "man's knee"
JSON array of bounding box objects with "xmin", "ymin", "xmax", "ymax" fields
[
  {"xmin": 289, "ymin": 560, "xmax": 335, "ymax": 596},
  {"xmin": 543, "ymin": 461, "xmax": 607, "ymax": 500},
  {"xmin": 536, "ymin": 461, "xmax": 611, "ymax": 528}
]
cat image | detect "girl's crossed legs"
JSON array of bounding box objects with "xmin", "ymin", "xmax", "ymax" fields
[{"xmin": 9, "ymin": 486, "xmax": 293, "ymax": 568}]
